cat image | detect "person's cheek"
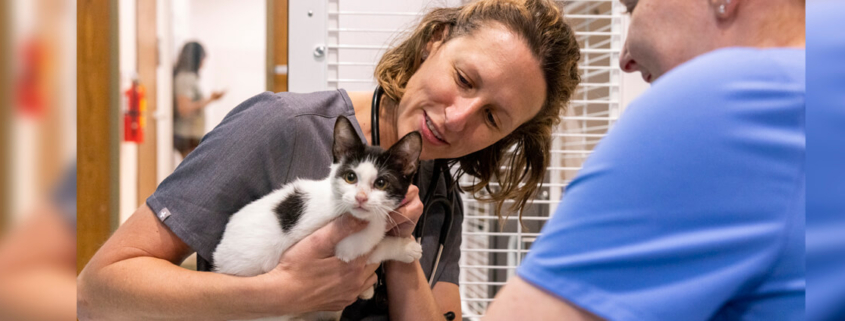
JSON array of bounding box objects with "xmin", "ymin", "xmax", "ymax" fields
[{"xmin": 426, "ymin": 73, "xmax": 455, "ymax": 108}]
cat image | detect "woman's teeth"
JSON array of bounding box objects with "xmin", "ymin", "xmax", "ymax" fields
[{"xmin": 426, "ymin": 117, "xmax": 445, "ymax": 142}]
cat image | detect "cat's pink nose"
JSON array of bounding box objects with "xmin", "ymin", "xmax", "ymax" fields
[{"xmin": 356, "ymin": 193, "xmax": 368, "ymax": 204}]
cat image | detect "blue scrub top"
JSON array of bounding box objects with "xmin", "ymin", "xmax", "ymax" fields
[
  {"xmin": 806, "ymin": 1, "xmax": 845, "ymax": 320},
  {"xmin": 518, "ymin": 47, "xmax": 805, "ymax": 321}
]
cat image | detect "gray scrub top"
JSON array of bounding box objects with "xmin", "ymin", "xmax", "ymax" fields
[{"xmin": 146, "ymin": 90, "xmax": 463, "ymax": 319}]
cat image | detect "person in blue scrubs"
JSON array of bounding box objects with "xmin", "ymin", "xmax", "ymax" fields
[
  {"xmin": 484, "ymin": 0, "xmax": 805, "ymax": 320},
  {"xmin": 805, "ymin": 1, "xmax": 845, "ymax": 321}
]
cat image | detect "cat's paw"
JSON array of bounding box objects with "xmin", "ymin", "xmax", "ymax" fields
[
  {"xmin": 336, "ymin": 252, "xmax": 357, "ymax": 263},
  {"xmin": 335, "ymin": 241, "xmax": 358, "ymax": 263},
  {"xmin": 359, "ymin": 285, "xmax": 375, "ymax": 300},
  {"xmin": 398, "ymin": 240, "xmax": 423, "ymax": 263}
]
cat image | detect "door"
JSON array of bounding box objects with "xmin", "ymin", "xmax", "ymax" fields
[{"xmin": 267, "ymin": 0, "xmax": 288, "ymax": 92}]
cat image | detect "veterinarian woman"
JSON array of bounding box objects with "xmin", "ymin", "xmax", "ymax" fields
[{"xmin": 77, "ymin": 0, "xmax": 580, "ymax": 319}]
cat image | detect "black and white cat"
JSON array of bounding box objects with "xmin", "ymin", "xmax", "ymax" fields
[{"xmin": 212, "ymin": 116, "xmax": 423, "ymax": 321}]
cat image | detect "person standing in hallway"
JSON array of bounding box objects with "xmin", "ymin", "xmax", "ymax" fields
[{"xmin": 173, "ymin": 41, "xmax": 225, "ymax": 158}]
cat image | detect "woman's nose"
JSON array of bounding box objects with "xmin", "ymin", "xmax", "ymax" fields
[
  {"xmin": 444, "ymin": 98, "xmax": 482, "ymax": 133},
  {"xmin": 619, "ymin": 42, "xmax": 639, "ymax": 73}
]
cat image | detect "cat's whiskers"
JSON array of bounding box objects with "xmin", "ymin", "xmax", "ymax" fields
[
  {"xmin": 370, "ymin": 206, "xmax": 397, "ymax": 230},
  {"xmin": 332, "ymin": 201, "xmax": 353, "ymax": 219},
  {"xmin": 388, "ymin": 210, "xmax": 412, "ymax": 225}
]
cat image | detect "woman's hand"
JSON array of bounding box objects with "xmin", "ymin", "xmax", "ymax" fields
[
  {"xmin": 210, "ymin": 90, "xmax": 226, "ymax": 101},
  {"xmin": 176, "ymin": 90, "xmax": 224, "ymax": 116},
  {"xmin": 257, "ymin": 215, "xmax": 380, "ymax": 314},
  {"xmin": 386, "ymin": 185, "xmax": 424, "ymax": 238}
]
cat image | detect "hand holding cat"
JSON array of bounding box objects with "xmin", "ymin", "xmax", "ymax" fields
[
  {"xmin": 262, "ymin": 215, "xmax": 380, "ymax": 313},
  {"xmin": 386, "ymin": 184, "xmax": 424, "ymax": 238}
]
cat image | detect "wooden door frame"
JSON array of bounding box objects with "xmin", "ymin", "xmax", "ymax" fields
[
  {"xmin": 267, "ymin": 0, "xmax": 288, "ymax": 92},
  {"xmin": 137, "ymin": 0, "xmax": 157, "ymax": 206},
  {"xmin": 0, "ymin": 0, "xmax": 9, "ymax": 233},
  {"xmin": 78, "ymin": 0, "xmax": 119, "ymax": 274}
]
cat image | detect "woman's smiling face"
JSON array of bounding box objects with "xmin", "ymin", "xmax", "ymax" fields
[{"xmin": 394, "ymin": 22, "xmax": 547, "ymax": 160}]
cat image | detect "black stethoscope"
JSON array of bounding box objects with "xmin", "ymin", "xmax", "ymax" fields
[{"xmin": 370, "ymin": 85, "xmax": 454, "ymax": 288}]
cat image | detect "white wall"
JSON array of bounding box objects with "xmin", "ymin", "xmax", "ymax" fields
[
  {"xmin": 172, "ymin": 0, "xmax": 267, "ymax": 133},
  {"xmin": 157, "ymin": 0, "xmax": 175, "ymax": 183},
  {"xmin": 118, "ymin": 0, "xmax": 138, "ymax": 224}
]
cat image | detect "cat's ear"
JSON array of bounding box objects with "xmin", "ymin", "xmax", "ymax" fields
[
  {"xmin": 333, "ymin": 117, "xmax": 363, "ymax": 162},
  {"xmin": 387, "ymin": 131, "xmax": 422, "ymax": 176}
]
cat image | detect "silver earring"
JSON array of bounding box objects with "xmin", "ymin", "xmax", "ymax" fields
[{"xmin": 719, "ymin": 4, "xmax": 726, "ymax": 14}]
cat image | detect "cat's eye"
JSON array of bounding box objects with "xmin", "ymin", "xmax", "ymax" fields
[
  {"xmin": 344, "ymin": 172, "xmax": 357, "ymax": 184},
  {"xmin": 374, "ymin": 178, "xmax": 388, "ymax": 190}
]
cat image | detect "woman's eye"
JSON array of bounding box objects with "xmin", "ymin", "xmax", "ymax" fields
[
  {"xmin": 486, "ymin": 110, "xmax": 498, "ymax": 128},
  {"xmin": 457, "ymin": 73, "xmax": 471, "ymax": 88},
  {"xmin": 374, "ymin": 178, "xmax": 388, "ymax": 190},
  {"xmin": 344, "ymin": 172, "xmax": 357, "ymax": 184}
]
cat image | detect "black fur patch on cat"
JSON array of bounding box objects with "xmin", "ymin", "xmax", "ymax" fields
[{"xmin": 275, "ymin": 189, "xmax": 305, "ymax": 232}]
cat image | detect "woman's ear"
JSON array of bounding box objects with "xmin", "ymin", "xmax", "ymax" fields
[{"xmin": 423, "ymin": 25, "xmax": 451, "ymax": 62}]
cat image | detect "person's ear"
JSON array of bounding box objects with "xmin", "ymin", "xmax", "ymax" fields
[
  {"xmin": 712, "ymin": 0, "xmax": 738, "ymax": 19},
  {"xmin": 423, "ymin": 25, "xmax": 451, "ymax": 62}
]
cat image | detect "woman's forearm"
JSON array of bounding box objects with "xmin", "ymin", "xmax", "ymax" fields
[
  {"xmin": 77, "ymin": 256, "xmax": 288, "ymax": 320},
  {"xmin": 384, "ymin": 259, "xmax": 443, "ymax": 321}
]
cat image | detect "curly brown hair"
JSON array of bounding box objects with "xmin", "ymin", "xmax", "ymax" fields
[{"xmin": 375, "ymin": 0, "xmax": 581, "ymax": 220}]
